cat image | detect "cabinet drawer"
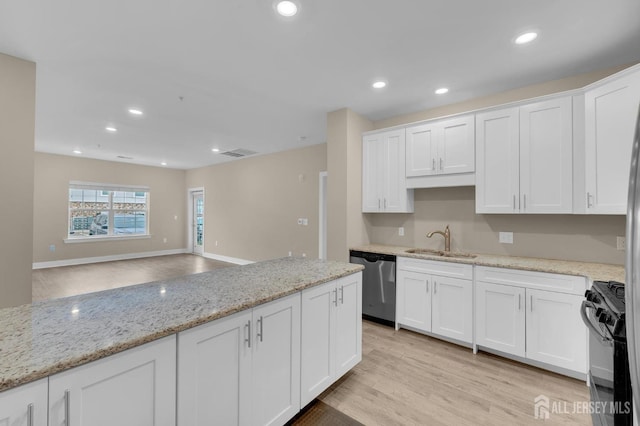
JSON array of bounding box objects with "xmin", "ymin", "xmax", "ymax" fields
[
  {"xmin": 397, "ymin": 257, "xmax": 472, "ymax": 280},
  {"xmin": 475, "ymin": 266, "xmax": 586, "ymax": 295}
]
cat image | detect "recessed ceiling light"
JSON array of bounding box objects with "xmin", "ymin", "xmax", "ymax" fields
[
  {"xmin": 276, "ymin": 1, "xmax": 298, "ymax": 17},
  {"xmin": 435, "ymin": 87, "xmax": 449, "ymax": 95},
  {"xmin": 515, "ymin": 32, "xmax": 538, "ymax": 45},
  {"xmin": 212, "ymin": 148, "xmax": 220, "ymax": 153},
  {"xmin": 128, "ymin": 108, "xmax": 143, "ymax": 116},
  {"xmin": 105, "ymin": 126, "xmax": 117, "ymax": 132},
  {"xmin": 372, "ymin": 81, "xmax": 387, "ymax": 89},
  {"xmin": 161, "ymin": 161, "xmax": 167, "ymax": 166},
  {"xmin": 73, "ymin": 150, "xmax": 82, "ymax": 155}
]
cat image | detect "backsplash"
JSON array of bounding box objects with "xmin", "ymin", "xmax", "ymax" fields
[{"xmin": 364, "ymin": 186, "xmax": 626, "ymax": 265}]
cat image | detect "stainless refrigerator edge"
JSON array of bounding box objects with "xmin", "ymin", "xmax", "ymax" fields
[{"xmin": 625, "ymin": 103, "xmax": 640, "ymax": 424}]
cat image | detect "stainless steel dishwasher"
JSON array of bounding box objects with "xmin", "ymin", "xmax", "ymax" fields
[{"xmin": 349, "ymin": 250, "xmax": 396, "ymax": 326}]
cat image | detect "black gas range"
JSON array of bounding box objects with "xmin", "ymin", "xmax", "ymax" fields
[{"xmin": 582, "ymin": 280, "xmax": 633, "ymax": 426}]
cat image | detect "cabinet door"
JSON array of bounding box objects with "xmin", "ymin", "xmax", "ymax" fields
[
  {"xmin": 431, "ymin": 276, "xmax": 472, "ymax": 343},
  {"xmin": 362, "ymin": 134, "xmax": 383, "ymax": 212},
  {"xmin": 396, "ymin": 270, "xmax": 431, "ymax": 332},
  {"xmin": 382, "ymin": 130, "xmax": 411, "ymax": 212},
  {"xmin": 585, "ymin": 71, "xmax": 640, "ymax": 214},
  {"xmin": 252, "ymin": 294, "xmax": 301, "ymax": 426},
  {"xmin": 49, "ymin": 336, "xmax": 176, "ymax": 426},
  {"xmin": 334, "ymin": 273, "xmax": 363, "ymax": 379},
  {"xmin": 475, "ymin": 281, "xmax": 525, "ymax": 357},
  {"xmin": 439, "ymin": 115, "xmax": 475, "ymax": 175},
  {"xmin": 475, "ymin": 108, "xmax": 520, "ymax": 213},
  {"xmin": 177, "ymin": 310, "xmax": 252, "ymax": 426},
  {"xmin": 406, "ymin": 123, "xmax": 437, "ymax": 177},
  {"xmin": 0, "ymin": 378, "xmax": 48, "ymax": 426},
  {"xmin": 526, "ymin": 289, "xmax": 587, "ymax": 373},
  {"xmin": 300, "ymin": 281, "xmax": 335, "ymax": 407},
  {"xmin": 520, "ymin": 97, "xmax": 573, "ymax": 213}
]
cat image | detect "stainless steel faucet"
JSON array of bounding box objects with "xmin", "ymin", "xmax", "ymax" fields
[{"xmin": 427, "ymin": 225, "xmax": 451, "ymax": 252}]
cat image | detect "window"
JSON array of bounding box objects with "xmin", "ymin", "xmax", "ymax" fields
[{"xmin": 68, "ymin": 182, "xmax": 149, "ymax": 239}]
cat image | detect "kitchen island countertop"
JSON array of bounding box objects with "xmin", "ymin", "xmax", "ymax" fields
[
  {"xmin": 0, "ymin": 257, "xmax": 363, "ymax": 393},
  {"xmin": 351, "ymin": 244, "xmax": 625, "ymax": 283}
]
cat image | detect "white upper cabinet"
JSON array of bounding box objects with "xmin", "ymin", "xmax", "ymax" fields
[
  {"xmin": 475, "ymin": 107, "xmax": 520, "ymax": 213},
  {"xmin": 476, "ymin": 97, "xmax": 573, "ymax": 214},
  {"xmin": 581, "ymin": 67, "xmax": 640, "ymax": 214},
  {"xmin": 405, "ymin": 115, "xmax": 475, "ymax": 188},
  {"xmin": 362, "ymin": 129, "xmax": 414, "ymax": 213}
]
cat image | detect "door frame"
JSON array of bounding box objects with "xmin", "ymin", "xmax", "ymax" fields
[
  {"xmin": 188, "ymin": 187, "xmax": 205, "ymax": 255},
  {"xmin": 318, "ymin": 172, "xmax": 327, "ymax": 260}
]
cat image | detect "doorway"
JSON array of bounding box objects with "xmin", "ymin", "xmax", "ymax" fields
[{"xmin": 190, "ymin": 190, "xmax": 204, "ymax": 255}]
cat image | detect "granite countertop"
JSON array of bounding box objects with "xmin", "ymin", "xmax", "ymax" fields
[
  {"xmin": 351, "ymin": 244, "xmax": 625, "ymax": 283},
  {"xmin": 0, "ymin": 257, "xmax": 363, "ymax": 393}
]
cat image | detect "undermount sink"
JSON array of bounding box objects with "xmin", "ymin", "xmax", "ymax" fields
[{"xmin": 405, "ymin": 248, "xmax": 477, "ymax": 259}]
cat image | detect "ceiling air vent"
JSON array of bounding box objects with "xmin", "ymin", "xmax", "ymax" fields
[{"xmin": 219, "ymin": 148, "xmax": 257, "ymax": 158}]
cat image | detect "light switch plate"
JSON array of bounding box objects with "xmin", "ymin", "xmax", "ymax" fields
[
  {"xmin": 398, "ymin": 227, "xmax": 404, "ymax": 236},
  {"xmin": 499, "ymin": 232, "xmax": 514, "ymax": 244},
  {"xmin": 617, "ymin": 236, "xmax": 626, "ymax": 251}
]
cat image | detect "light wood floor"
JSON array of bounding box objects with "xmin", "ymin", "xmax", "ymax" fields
[
  {"xmin": 33, "ymin": 255, "xmax": 591, "ymax": 425},
  {"xmin": 32, "ymin": 254, "xmax": 232, "ymax": 301},
  {"xmin": 319, "ymin": 321, "xmax": 591, "ymax": 426}
]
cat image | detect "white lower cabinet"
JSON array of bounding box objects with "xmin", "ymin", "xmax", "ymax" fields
[
  {"xmin": 300, "ymin": 273, "xmax": 362, "ymax": 407},
  {"xmin": 49, "ymin": 335, "xmax": 177, "ymax": 426},
  {"xmin": 177, "ymin": 310, "xmax": 252, "ymax": 426},
  {"xmin": 475, "ymin": 266, "xmax": 587, "ymax": 374},
  {"xmin": 178, "ymin": 293, "xmax": 301, "ymax": 426},
  {"xmin": 475, "ymin": 281, "xmax": 526, "ymax": 357},
  {"xmin": 396, "ymin": 258, "xmax": 472, "ymax": 344},
  {"xmin": 0, "ymin": 378, "xmax": 48, "ymax": 426},
  {"xmin": 251, "ymin": 294, "xmax": 301, "ymax": 426}
]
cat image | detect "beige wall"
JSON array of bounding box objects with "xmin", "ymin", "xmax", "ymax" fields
[
  {"xmin": 33, "ymin": 153, "xmax": 187, "ymax": 263},
  {"xmin": 363, "ymin": 64, "xmax": 638, "ymax": 265},
  {"xmin": 0, "ymin": 53, "xmax": 35, "ymax": 308},
  {"xmin": 185, "ymin": 144, "xmax": 327, "ymax": 262},
  {"xmin": 327, "ymin": 108, "xmax": 373, "ymax": 262},
  {"xmin": 366, "ymin": 187, "xmax": 625, "ymax": 264}
]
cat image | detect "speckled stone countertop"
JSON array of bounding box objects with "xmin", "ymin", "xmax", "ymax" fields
[
  {"xmin": 0, "ymin": 257, "xmax": 363, "ymax": 393},
  {"xmin": 351, "ymin": 244, "xmax": 625, "ymax": 283}
]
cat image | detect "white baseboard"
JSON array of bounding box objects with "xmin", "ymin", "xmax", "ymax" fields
[
  {"xmin": 32, "ymin": 248, "xmax": 189, "ymax": 270},
  {"xmin": 203, "ymin": 252, "xmax": 254, "ymax": 265}
]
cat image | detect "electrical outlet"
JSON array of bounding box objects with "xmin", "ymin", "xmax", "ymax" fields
[
  {"xmin": 499, "ymin": 232, "xmax": 514, "ymax": 244},
  {"xmin": 163, "ymin": 237, "xmax": 167, "ymax": 243},
  {"xmin": 617, "ymin": 236, "xmax": 626, "ymax": 251},
  {"xmin": 398, "ymin": 227, "xmax": 404, "ymax": 236},
  {"xmin": 49, "ymin": 244, "xmax": 55, "ymax": 252}
]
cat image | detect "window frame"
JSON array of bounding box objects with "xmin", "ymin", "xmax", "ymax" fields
[{"xmin": 66, "ymin": 182, "xmax": 150, "ymax": 242}]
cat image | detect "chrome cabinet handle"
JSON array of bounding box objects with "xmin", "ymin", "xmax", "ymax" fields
[
  {"xmin": 530, "ymin": 295, "xmax": 533, "ymax": 312},
  {"xmin": 27, "ymin": 403, "xmax": 33, "ymax": 426},
  {"xmin": 257, "ymin": 317, "xmax": 263, "ymax": 342},
  {"xmin": 587, "ymin": 192, "xmax": 594, "ymax": 208},
  {"xmin": 378, "ymin": 199, "xmax": 381, "ymax": 209},
  {"xmin": 432, "ymin": 158, "xmax": 436, "ymax": 171},
  {"xmin": 513, "ymin": 195, "xmax": 516, "ymax": 211},
  {"xmin": 426, "ymin": 280, "xmax": 429, "ymax": 293},
  {"xmin": 440, "ymin": 158, "xmax": 443, "ymax": 171},
  {"xmin": 245, "ymin": 320, "xmax": 251, "ymax": 348},
  {"xmin": 518, "ymin": 294, "xmax": 521, "ymax": 311},
  {"xmin": 384, "ymin": 198, "xmax": 387, "ymax": 209},
  {"xmin": 64, "ymin": 389, "xmax": 70, "ymax": 426},
  {"xmin": 523, "ymin": 194, "xmax": 527, "ymax": 211},
  {"xmin": 339, "ymin": 286, "xmax": 344, "ymax": 304},
  {"xmin": 434, "ymin": 282, "xmax": 437, "ymax": 294},
  {"xmin": 333, "ymin": 288, "xmax": 338, "ymax": 306}
]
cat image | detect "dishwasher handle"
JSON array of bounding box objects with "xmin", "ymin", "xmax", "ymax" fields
[{"xmin": 350, "ymin": 250, "xmax": 396, "ymax": 263}]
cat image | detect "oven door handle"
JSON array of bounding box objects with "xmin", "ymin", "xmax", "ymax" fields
[{"xmin": 580, "ymin": 300, "xmax": 613, "ymax": 345}]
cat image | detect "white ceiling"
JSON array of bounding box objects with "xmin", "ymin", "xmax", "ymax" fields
[{"xmin": 1, "ymin": 1, "xmax": 639, "ymax": 170}]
